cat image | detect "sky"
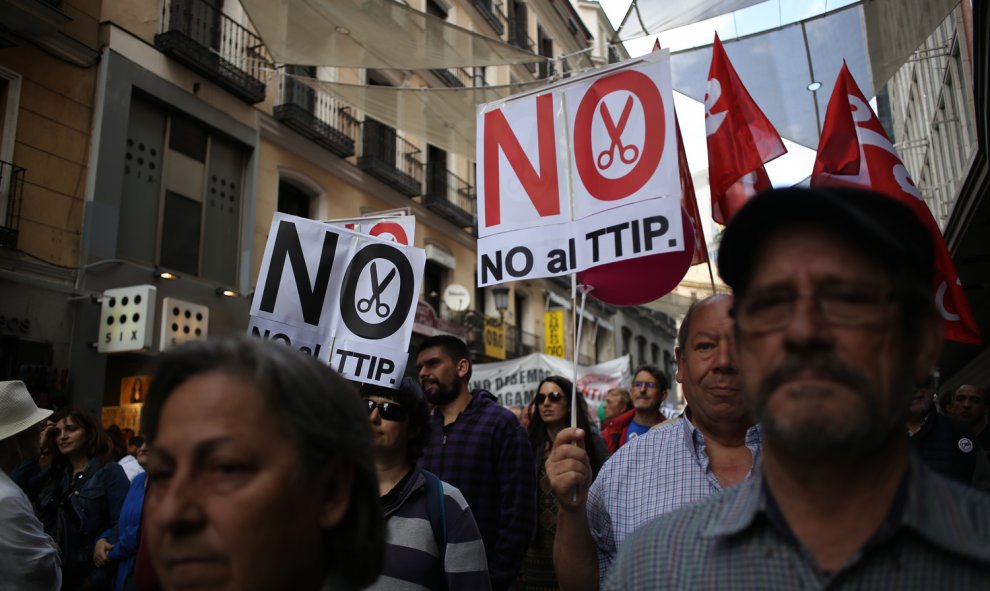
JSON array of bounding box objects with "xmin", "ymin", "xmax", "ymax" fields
[{"xmin": 594, "ymin": 0, "xmax": 857, "ymax": 245}]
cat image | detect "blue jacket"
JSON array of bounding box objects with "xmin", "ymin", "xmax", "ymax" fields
[
  {"xmin": 38, "ymin": 458, "xmax": 130, "ymax": 568},
  {"xmin": 100, "ymin": 471, "xmax": 148, "ymax": 591}
]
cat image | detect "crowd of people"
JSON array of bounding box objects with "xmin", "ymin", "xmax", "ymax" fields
[{"xmin": 2, "ymin": 186, "xmax": 990, "ymax": 590}]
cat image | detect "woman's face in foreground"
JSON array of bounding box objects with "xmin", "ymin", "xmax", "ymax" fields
[{"xmin": 144, "ymin": 371, "xmax": 350, "ymax": 591}]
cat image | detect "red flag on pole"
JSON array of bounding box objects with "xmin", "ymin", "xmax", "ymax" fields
[
  {"xmin": 653, "ymin": 39, "xmax": 710, "ymax": 265},
  {"xmin": 705, "ymin": 34, "xmax": 786, "ymax": 224},
  {"xmin": 812, "ymin": 63, "xmax": 981, "ymax": 344}
]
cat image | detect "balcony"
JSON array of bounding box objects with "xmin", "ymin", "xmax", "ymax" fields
[
  {"xmin": 472, "ymin": 0, "xmax": 504, "ymax": 36},
  {"xmin": 0, "ymin": 160, "xmax": 25, "ymax": 249},
  {"xmin": 274, "ymin": 69, "xmax": 358, "ymax": 158},
  {"xmin": 423, "ymin": 163, "xmax": 476, "ymax": 229},
  {"xmin": 508, "ymin": 18, "xmax": 537, "ymax": 74},
  {"xmin": 155, "ymin": 0, "xmax": 267, "ymax": 104},
  {"xmin": 358, "ymin": 119, "xmax": 424, "ymax": 197}
]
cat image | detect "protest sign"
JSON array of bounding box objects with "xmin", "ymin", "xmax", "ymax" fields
[
  {"xmin": 248, "ymin": 213, "xmax": 425, "ymax": 387},
  {"xmin": 476, "ymin": 50, "xmax": 682, "ymax": 286},
  {"xmin": 470, "ymin": 353, "xmax": 631, "ymax": 408}
]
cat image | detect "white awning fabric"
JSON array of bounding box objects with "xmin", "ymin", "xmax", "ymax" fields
[
  {"xmin": 617, "ymin": 0, "xmax": 766, "ymax": 40},
  {"xmin": 667, "ymin": 0, "xmax": 959, "ymax": 149},
  {"xmin": 302, "ymin": 76, "xmax": 546, "ymax": 159},
  {"xmin": 240, "ymin": 0, "xmax": 543, "ymax": 69}
]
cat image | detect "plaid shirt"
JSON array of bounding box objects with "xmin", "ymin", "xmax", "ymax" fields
[
  {"xmin": 418, "ymin": 389, "xmax": 536, "ymax": 591},
  {"xmin": 604, "ymin": 458, "xmax": 990, "ymax": 590},
  {"xmin": 588, "ymin": 416, "xmax": 762, "ymax": 581}
]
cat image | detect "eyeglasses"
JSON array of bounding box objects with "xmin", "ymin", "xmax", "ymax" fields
[
  {"xmin": 735, "ymin": 281, "xmax": 897, "ymax": 334},
  {"xmin": 535, "ymin": 391, "xmax": 565, "ymax": 405},
  {"xmin": 365, "ymin": 400, "xmax": 407, "ymax": 422},
  {"xmin": 633, "ymin": 381, "xmax": 657, "ymax": 390}
]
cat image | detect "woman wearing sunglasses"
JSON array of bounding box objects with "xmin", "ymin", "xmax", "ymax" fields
[
  {"xmin": 363, "ymin": 378, "xmax": 490, "ymax": 591},
  {"xmin": 519, "ymin": 376, "xmax": 606, "ymax": 590}
]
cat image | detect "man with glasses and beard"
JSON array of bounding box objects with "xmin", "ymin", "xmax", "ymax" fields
[
  {"xmin": 605, "ymin": 187, "xmax": 990, "ymax": 589},
  {"xmin": 415, "ymin": 335, "xmax": 536, "ymax": 591}
]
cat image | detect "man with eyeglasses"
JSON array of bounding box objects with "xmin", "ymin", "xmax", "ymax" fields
[
  {"xmin": 605, "ymin": 187, "xmax": 990, "ymax": 589},
  {"xmin": 599, "ymin": 364, "xmax": 669, "ymax": 455},
  {"xmin": 546, "ymin": 293, "xmax": 760, "ymax": 590},
  {"xmin": 415, "ymin": 335, "xmax": 536, "ymax": 591}
]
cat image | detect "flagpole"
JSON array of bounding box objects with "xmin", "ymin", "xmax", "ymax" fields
[{"xmin": 706, "ymin": 259, "xmax": 717, "ymax": 295}]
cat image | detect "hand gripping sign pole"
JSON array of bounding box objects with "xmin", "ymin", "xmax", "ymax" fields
[{"xmin": 570, "ymin": 282, "xmax": 593, "ymax": 503}]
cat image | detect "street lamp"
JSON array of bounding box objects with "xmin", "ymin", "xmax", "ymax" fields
[{"xmin": 492, "ymin": 285, "xmax": 510, "ymax": 324}]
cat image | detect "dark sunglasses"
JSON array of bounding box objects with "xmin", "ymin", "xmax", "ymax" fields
[
  {"xmin": 535, "ymin": 391, "xmax": 565, "ymax": 405},
  {"xmin": 633, "ymin": 381, "xmax": 657, "ymax": 390},
  {"xmin": 365, "ymin": 399, "xmax": 407, "ymax": 422}
]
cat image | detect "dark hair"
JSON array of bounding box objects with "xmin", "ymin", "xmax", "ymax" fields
[
  {"xmin": 417, "ymin": 335, "xmax": 472, "ymax": 381},
  {"xmin": 141, "ymin": 336, "xmax": 384, "ymax": 588},
  {"xmin": 632, "ymin": 364, "xmax": 669, "ymax": 391},
  {"xmin": 361, "ymin": 377, "xmax": 431, "ymax": 465},
  {"xmin": 677, "ymin": 294, "xmax": 732, "ymax": 352},
  {"xmin": 105, "ymin": 424, "xmax": 127, "ymax": 462},
  {"xmin": 527, "ymin": 376, "xmax": 604, "ymax": 480},
  {"xmin": 48, "ymin": 407, "xmax": 115, "ymax": 470}
]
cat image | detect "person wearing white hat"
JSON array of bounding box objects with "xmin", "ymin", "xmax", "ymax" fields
[{"xmin": 0, "ymin": 380, "xmax": 62, "ymax": 590}]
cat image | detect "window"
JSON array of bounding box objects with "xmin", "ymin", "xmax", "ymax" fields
[
  {"xmin": 277, "ymin": 178, "xmax": 315, "ymax": 218},
  {"xmin": 621, "ymin": 327, "xmax": 631, "ymax": 357},
  {"xmin": 117, "ymin": 95, "xmax": 245, "ymax": 285}
]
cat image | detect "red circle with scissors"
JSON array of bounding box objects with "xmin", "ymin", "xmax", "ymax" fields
[{"xmin": 573, "ymin": 70, "xmax": 665, "ymax": 201}]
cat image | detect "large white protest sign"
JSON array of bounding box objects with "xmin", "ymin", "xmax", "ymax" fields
[
  {"xmin": 476, "ymin": 51, "xmax": 681, "ymax": 286},
  {"xmin": 248, "ymin": 213, "xmax": 425, "ymax": 387},
  {"xmin": 470, "ymin": 353, "xmax": 631, "ymax": 408}
]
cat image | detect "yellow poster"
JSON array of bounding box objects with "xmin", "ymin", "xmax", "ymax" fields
[
  {"xmin": 544, "ymin": 310, "xmax": 565, "ymax": 358},
  {"xmin": 484, "ymin": 320, "xmax": 506, "ymax": 360}
]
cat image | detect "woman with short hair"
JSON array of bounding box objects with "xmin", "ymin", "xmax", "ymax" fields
[
  {"xmin": 363, "ymin": 378, "xmax": 490, "ymax": 590},
  {"xmin": 140, "ymin": 336, "xmax": 384, "ymax": 591}
]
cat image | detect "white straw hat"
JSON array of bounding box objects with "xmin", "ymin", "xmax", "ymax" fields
[{"xmin": 0, "ymin": 381, "xmax": 53, "ymax": 441}]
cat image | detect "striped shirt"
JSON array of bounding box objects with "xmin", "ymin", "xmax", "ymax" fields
[
  {"xmin": 370, "ymin": 467, "xmax": 490, "ymax": 591},
  {"xmin": 588, "ymin": 416, "xmax": 762, "ymax": 581},
  {"xmin": 604, "ymin": 458, "xmax": 990, "ymax": 590}
]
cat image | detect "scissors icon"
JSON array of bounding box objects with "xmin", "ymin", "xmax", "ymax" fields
[
  {"xmin": 597, "ymin": 96, "xmax": 639, "ymax": 170},
  {"xmin": 357, "ymin": 262, "xmax": 396, "ymax": 318}
]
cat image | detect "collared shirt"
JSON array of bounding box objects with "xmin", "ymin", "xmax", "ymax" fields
[
  {"xmin": 587, "ymin": 416, "xmax": 762, "ymax": 581},
  {"xmin": 603, "ymin": 458, "xmax": 990, "ymax": 590},
  {"xmin": 0, "ymin": 468, "xmax": 62, "ymax": 590}
]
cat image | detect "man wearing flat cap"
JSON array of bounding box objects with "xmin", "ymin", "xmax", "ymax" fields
[
  {"xmin": 605, "ymin": 187, "xmax": 990, "ymax": 589},
  {"xmin": 0, "ymin": 380, "xmax": 62, "ymax": 589}
]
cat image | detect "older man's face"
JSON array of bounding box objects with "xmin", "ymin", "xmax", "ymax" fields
[
  {"xmin": 734, "ymin": 227, "xmax": 938, "ymax": 459},
  {"xmin": 675, "ymin": 296, "xmax": 748, "ymax": 431},
  {"xmin": 951, "ymin": 385, "xmax": 988, "ymax": 426}
]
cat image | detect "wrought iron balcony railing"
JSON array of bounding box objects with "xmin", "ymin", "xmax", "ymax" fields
[
  {"xmin": 423, "ymin": 162, "xmax": 476, "ymax": 229},
  {"xmin": 155, "ymin": 0, "xmax": 267, "ymax": 104},
  {"xmin": 274, "ymin": 69, "xmax": 358, "ymax": 158},
  {"xmin": 358, "ymin": 119, "xmax": 424, "ymax": 197},
  {"xmin": 0, "ymin": 160, "xmax": 25, "ymax": 249},
  {"xmin": 472, "ymin": 0, "xmax": 505, "ymax": 36}
]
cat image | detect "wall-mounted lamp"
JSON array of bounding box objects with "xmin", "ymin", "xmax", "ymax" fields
[
  {"xmin": 215, "ymin": 287, "xmax": 239, "ymax": 298},
  {"xmin": 492, "ymin": 285, "xmax": 510, "ymax": 324},
  {"xmin": 155, "ymin": 269, "xmax": 180, "ymax": 280}
]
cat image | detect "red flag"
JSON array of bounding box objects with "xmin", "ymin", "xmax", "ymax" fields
[
  {"xmin": 811, "ymin": 63, "xmax": 981, "ymax": 344},
  {"xmin": 654, "ymin": 39, "xmax": 709, "ymax": 265},
  {"xmin": 705, "ymin": 34, "xmax": 786, "ymax": 224}
]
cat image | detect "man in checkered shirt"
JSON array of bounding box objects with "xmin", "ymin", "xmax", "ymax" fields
[
  {"xmin": 546, "ymin": 292, "xmax": 761, "ymax": 589},
  {"xmin": 606, "ymin": 187, "xmax": 990, "ymax": 589}
]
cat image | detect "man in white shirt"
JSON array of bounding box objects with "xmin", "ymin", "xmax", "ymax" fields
[{"xmin": 0, "ymin": 380, "xmax": 62, "ymax": 590}]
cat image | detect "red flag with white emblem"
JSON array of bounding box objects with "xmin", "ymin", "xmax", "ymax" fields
[
  {"xmin": 705, "ymin": 34, "xmax": 786, "ymax": 225},
  {"xmin": 811, "ymin": 63, "xmax": 981, "ymax": 344}
]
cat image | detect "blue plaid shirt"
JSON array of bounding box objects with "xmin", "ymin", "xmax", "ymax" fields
[
  {"xmin": 604, "ymin": 458, "xmax": 990, "ymax": 590},
  {"xmin": 588, "ymin": 416, "xmax": 762, "ymax": 581}
]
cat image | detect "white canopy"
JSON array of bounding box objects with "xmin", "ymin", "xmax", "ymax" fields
[{"xmin": 241, "ymin": 0, "xmax": 542, "ymax": 69}]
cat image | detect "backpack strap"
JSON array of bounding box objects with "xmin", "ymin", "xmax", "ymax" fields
[{"xmin": 421, "ymin": 470, "xmax": 447, "ymax": 563}]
